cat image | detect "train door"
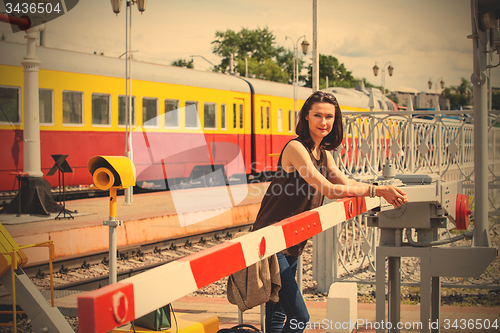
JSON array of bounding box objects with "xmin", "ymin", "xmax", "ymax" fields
[
  {"xmin": 232, "ymin": 99, "xmax": 245, "ymax": 174},
  {"xmin": 260, "ymin": 100, "xmax": 272, "ymax": 176}
]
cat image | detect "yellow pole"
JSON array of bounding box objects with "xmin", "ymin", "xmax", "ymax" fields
[
  {"xmin": 110, "ymin": 187, "xmax": 117, "ymax": 218},
  {"xmin": 11, "ymin": 252, "xmax": 17, "ymax": 333}
]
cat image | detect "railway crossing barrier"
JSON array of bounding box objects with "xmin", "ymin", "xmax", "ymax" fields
[{"xmin": 77, "ymin": 175, "xmax": 497, "ymax": 333}]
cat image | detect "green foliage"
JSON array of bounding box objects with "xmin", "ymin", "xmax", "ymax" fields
[
  {"xmin": 304, "ymin": 54, "xmax": 359, "ymax": 89},
  {"xmin": 211, "ymin": 26, "xmax": 300, "ymax": 83},
  {"xmin": 493, "ymin": 90, "xmax": 500, "ymax": 110},
  {"xmin": 171, "ymin": 59, "xmax": 194, "ymax": 69},
  {"xmin": 210, "ymin": 28, "xmax": 367, "ymax": 87},
  {"xmin": 387, "ymin": 94, "xmax": 399, "ymax": 105},
  {"xmin": 235, "ymin": 57, "xmax": 289, "ymax": 83},
  {"xmin": 441, "ymin": 78, "xmax": 473, "ymax": 109}
]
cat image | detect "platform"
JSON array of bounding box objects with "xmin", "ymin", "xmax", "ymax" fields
[
  {"xmin": 0, "ymin": 183, "xmax": 269, "ymax": 265},
  {"xmin": 47, "ymin": 292, "xmax": 500, "ymax": 333}
]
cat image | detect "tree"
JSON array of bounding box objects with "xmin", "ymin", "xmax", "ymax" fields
[
  {"xmin": 304, "ymin": 54, "xmax": 358, "ymax": 89},
  {"xmin": 387, "ymin": 94, "xmax": 399, "ymax": 105},
  {"xmin": 441, "ymin": 78, "xmax": 473, "ymax": 109},
  {"xmin": 211, "ymin": 27, "xmax": 301, "ymax": 83},
  {"xmin": 492, "ymin": 90, "xmax": 500, "ymax": 110},
  {"xmin": 171, "ymin": 59, "xmax": 194, "ymax": 69}
]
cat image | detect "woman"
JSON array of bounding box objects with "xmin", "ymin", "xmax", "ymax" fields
[{"xmin": 252, "ymin": 91, "xmax": 408, "ymax": 333}]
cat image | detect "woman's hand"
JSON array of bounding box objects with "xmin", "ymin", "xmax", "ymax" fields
[{"xmin": 376, "ymin": 185, "xmax": 408, "ymax": 208}]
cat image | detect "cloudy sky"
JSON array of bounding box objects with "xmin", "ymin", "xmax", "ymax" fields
[{"xmin": 1, "ymin": 0, "xmax": 498, "ymax": 93}]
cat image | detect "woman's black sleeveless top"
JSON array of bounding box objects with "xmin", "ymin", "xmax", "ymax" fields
[{"xmin": 252, "ymin": 138, "xmax": 328, "ymax": 256}]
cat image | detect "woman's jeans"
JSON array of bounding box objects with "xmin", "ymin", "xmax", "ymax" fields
[{"xmin": 265, "ymin": 252, "xmax": 310, "ymax": 333}]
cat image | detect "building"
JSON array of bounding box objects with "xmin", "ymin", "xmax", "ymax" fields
[{"xmin": 391, "ymin": 90, "xmax": 417, "ymax": 109}]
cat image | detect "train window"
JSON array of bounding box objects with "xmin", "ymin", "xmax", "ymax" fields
[
  {"xmin": 118, "ymin": 95, "xmax": 136, "ymax": 127},
  {"xmin": 63, "ymin": 90, "xmax": 83, "ymax": 125},
  {"xmin": 0, "ymin": 86, "xmax": 20, "ymax": 124},
  {"xmin": 266, "ymin": 106, "xmax": 270, "ymax": 129},
  {"xmin": 277, "ymin": 109, "xmax": 283, "ymax": 132},
  {"xmin": 233, "ymin": 103, "xmax": 237, "ymax": 129},
  {"xmin": 39, "ymin": 89, "xmax": 53, "ymax": 125},
  {"xmin": 288, "ymin": 110, "xmax": 293, "ymax": 132},
  {"xmin": 185, "ymin": 101, "xmax": 199, "ymax": 129},
  {"xmin": 165, "ymin": 99, "xmax": 179, "ymax": 128},
  {"xmin": 295, "ymin": 110, "xmax": 299, "ymax": 126},
  {"xmin": 378, "ymin": 101, "xmax": 383, "ymax": 110},
  {"xmin": 143, "ymin": 97, "xmax": 158, "ymax": 127},
  {"xmin": 260, "ymin": 106, "xmax": 264, "ymax": 130},
  {"xmin": 92, "ymin": 93, "xmax": 111, "ymax": 126},
  {"xmin": 204, "ymin": 102, "xmax": 216, "ymax": 130},
  {"xmin": 239, "ymin": 104, "xmax": 243, "ymax": 129},
  {"xmin": 221, "ymin": 104, "xmax": 226, "ymax": 130}
]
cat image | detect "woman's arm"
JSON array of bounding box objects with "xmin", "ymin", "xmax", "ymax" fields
[
  {"xmin": 325, "ymin": 152, "xmax": 408, "ymax": 205},
  {"xmin": 282, "ymin": 142, "xmax": 407, "ymax": 207}
]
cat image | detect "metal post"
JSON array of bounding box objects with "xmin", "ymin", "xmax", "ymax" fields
[
  {"xmin": 286, "ymin": 37, "xmax": 297, "ymax": 117},
  {"xmin": 238, "ymin": 309, "xmax": 243, "ymax": 325},
  {"xmin": 382, "ymin": 67, "xmax": 385, "ymax": 96},
  {"xmin": 105, "ymin": 187, "xmax": 121, "ymax": 284},
  {"xmin": 370, "ymin": 220, "xmax": 377, "ymax": 267},
  {"xmin": 260, "ymin": 304, "xmax": 265, "ymax": 332},
  {"xmin": 375, "ymin": 247, "xmax": 386, "ymax": 333},
  {"xmin": 22, "ymin": 26, "xmax": 44, "ymax": 178},
  {"xmin": 312, "ymin": 0, "xmax": 319, "ymax": 92},
  {"xmin": 370, "ymin": 114, "xmax": 376, "ymax": 172},
  {"xmin": 297, "ymin": 254, "xmax": 303, "ymax": 293},
  {"xmin": 437, "ymin": 118, "xmax": 442, "ymax": 176},
  {"xmin": 313, "ymin": 226, "xmax": 334, "ymax": 293},
  {"xmin": 109, "ymin": 218, "xmax": 118, "ymax": 284},
  {"xmin": 387, "ymin": 257, "xmax": 401, "ymax": 333},
  {"xmin": 286, "ymin": 35, "xmax": 306, "ymax": 117},
  {"xmin": 431, "ymin": 276, "xmax": 441, "ymax": 333},
  {"xmin": 409, "ymin": 116, "xmax": 415, "ymax": 173},
  {"xmin": 471, "ymin": 0, "xmax": 490, "ymax": 247},
  {"xmin": 124, "ymin": 0, "xmax": 133, "ymax": 206},
  {"xmin": 332, "ymin": 225, "xmax": 339, "ymax": 282}
]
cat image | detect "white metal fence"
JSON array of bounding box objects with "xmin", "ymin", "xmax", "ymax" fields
[{"xmin": 326, "ymin": 110, "xmax": 500, "ymax": 288}]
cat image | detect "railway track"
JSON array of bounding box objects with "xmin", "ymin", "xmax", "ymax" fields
[
  {"xmin": 27, "ymin": 223, "xmax": 254, "ymax": 292},
  {"xmin": 0, "ymin": 175, "xmax": 260, "ymax": 207}
]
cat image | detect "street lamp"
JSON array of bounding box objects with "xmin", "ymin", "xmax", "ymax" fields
[
  {"xmin": 110, "ymin": 0, "xmax": 147, "ymax": 207},
  {"xmin": 428, "ymin": 77, "xmax": 445, "ymax": 91},
  {"xmin": 286, "ymin": 35, "xmax": 309, "ymax": 118},
  {"xmin": 373, "ymin": 61, "xmax": 393, "ymax": 95}
]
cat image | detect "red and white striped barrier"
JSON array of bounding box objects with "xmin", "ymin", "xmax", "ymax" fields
[{"xmin": 77, "ymin": 195, "xmax": 381, "ymax": 333}]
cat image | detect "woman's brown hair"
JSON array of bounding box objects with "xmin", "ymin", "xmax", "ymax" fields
[{"xmin": 295, "ymin": 91, "xmax": 344, "ymax": 151}]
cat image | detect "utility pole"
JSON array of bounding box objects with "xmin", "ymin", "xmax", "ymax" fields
[
  {"xmin": 470, "ymin": 0, "xmax": 499, "ymax": 247},
  {"xmin": 312, "ymin": 0, "xmax": 319, "ymax": 92}
]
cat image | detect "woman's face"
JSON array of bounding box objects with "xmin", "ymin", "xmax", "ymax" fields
[{"xmin": 305, "ymin": 102, "xmax": 336, "ymax": 143}]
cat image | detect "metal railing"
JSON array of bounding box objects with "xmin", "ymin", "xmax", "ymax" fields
[{"xmin": 326, "ymin": 110, "xmax": 500, "ymax": 289}]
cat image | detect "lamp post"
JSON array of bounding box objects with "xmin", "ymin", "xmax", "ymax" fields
[
  {"xmin": 428, "ymin": 77, "xmax": 445, "ymax": 110},
  {"xmin": 428, "ymin": 77, "xmax": 445, "ymax": 92},
  {"xmin": 373, "ymin": 61, "xmax": 394, "ymax": 96},
  {"xmin": 190, "ymin": 55, "xmax": 219, "ymax": 71},
  {"xmin": 285, "ymin": 35, "xmax": 309, "ymax": 117},
  {"xmin": 110, "ymin": 0, "xmax": 147, "ymax": 206}
]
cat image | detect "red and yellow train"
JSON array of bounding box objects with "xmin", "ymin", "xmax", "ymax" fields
[{"xmin": 0, "ymin": 41, "xmax": 397, "ymax": 192}]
